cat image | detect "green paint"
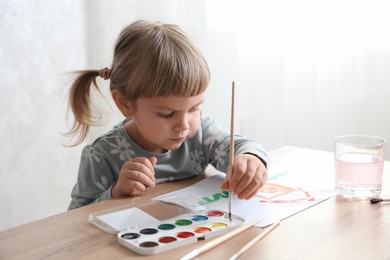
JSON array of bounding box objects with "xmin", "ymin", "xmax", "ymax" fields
[
  {"xmin": 268, "ymin": 171, "xmax": 290, "ymax": 181},
  {"xmin": 175, "ymin": 219, "xmax": 192, "ymax": 226},
  {"xmin": 158, "ymin": 223, "xmax": 176, "ymax": 230},
  {"xmin": 198, "ymin": 190, "xmax": 230, "ymax": 205}
]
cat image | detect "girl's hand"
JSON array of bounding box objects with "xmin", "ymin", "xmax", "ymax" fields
[
  {"xmin": 220, "ymin": 154, "xmax": 268, "ymax": 200},
  {"xmin": 111, "ymin": 157, "xmax": 157, "ymax": 198}
]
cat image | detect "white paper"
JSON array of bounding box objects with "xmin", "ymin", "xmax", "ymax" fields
[
  {"xmin": 154, "ymin": 169, "xmax": 335, "ymax": 228},
  {"xmin": 96, "ymin": 207, "xmax": 160, "ymax": 232}
]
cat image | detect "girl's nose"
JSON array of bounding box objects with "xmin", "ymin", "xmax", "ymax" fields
[{"xmin": 174, "ymin": 113, "xmax": 190, "ymax": 132}]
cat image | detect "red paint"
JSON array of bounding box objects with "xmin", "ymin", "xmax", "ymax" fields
[
  {"xmin": 205, "ymin": 210, "xmax": 224, "ymax": 217},
  {"xmin": 176, "ymin": 231, "xmax": 195, "ymax": 238},
  {"xmin": 158, "ymin": 236, "xmax": 177, "ymax": 243}
]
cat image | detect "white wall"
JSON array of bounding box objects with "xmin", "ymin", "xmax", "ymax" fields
[
  {"xmin": 234, "ymin": 1, "xmax": 390, "ymax": 158},
  {"xmin": 202, "ymin": 0, "xmax": 390, "ymax": 160},
  {"xmin": 0, "ymin": 0, "xmax": 85, "ymax": 230},
  {"xmin": 1, "ymin": 0, "xmax": 389, "ymax": 231}
]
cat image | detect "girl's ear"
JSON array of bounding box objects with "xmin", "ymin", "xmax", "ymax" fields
[{"xmin": 111, "ymin": 89, "xmax": 133, "ymax": 117}]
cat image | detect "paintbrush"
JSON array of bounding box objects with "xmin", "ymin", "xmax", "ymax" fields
[
  {"xmin": 228, "ymin": 81, "xmax": 235, "ymax": 221},
  {"xmin": 370, "ymin": 198, "xmax": 390, "ymax": 204},
  {"xmin": 180, "ymin": 217, "xmax": 262, "ymax": 260},
  {"xmin": 229, "ymin": 220, "xmax": 280, "ymax": 260}
]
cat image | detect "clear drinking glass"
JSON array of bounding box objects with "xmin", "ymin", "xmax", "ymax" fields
[{"xmin": 334, "ymin": 135, "xmax": 386, "ymax": 199}]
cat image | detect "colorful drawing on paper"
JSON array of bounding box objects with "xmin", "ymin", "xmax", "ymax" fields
[
  {"xmin": 196, "ymin": 183, "xmax": 314, "ymax": 206},
  {"xmin": 153, "ymin": 172, "xmax": 335, "ymax": 228},
  {"xmin": 196, "ymin": 168, "xmax": 315, "ymax": 205},
  {"xmin": 255, "ymin": 183, "xmax": 314, "ymax": 203}
]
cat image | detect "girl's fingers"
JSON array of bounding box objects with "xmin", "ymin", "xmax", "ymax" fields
[
  {"xmin": 229, "ymin": 154, "xmax": 268, "ymax": 199},
  {"xmin": 232, "ymin": 160, "xmax": 257, "ymax": 195},
  {"xmin": 124, "ymin": 158, "xmax": 156, "ymax": 183},
  {"xmin": 118, "ymin": 179, "xmax": 147, "ymax": 196},
  {"xmin": 129, "ymin": 179, "xmax": 148, "ymax": 192},
  {"xmin": 220, "ymin": 178, "xmax": 230, "ymax": 190},
  {"xmin": 123, "ymin": 169, "xmax": 155, "ymax": 188},
  {"xmin": 246, "ymin": 190, "xmax": 260, "ymax": 200},
  {"xmin": 116, "ymin": 171, "xmax": 153, "ymax": 196},
  {"xmin": 229, "ymin": 163, "xmax": 244, "ymax": 191},
  {"xmin": 148, "ymin": 156, "xmax": 158, "ymax": 167},
  {"xmin": 236, "ymin": 173, "xmax": 261, "ymax": 199},
  {"xmin": 114, "ymin": 157, "xmax": 158, "ymax": 197}
]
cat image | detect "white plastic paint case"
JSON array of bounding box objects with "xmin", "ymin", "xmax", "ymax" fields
[
  {"xmin": 89, "ymin": 198, "xmax": 245, "ymax": 255},
  {"xmin": 117, "ymin": 209, "xmax": 245, "ymax": 255}
]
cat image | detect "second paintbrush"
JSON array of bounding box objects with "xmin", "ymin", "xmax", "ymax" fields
[{"xmin": 228, "ymin": 81, "xmax": 235, "ymax": 221}]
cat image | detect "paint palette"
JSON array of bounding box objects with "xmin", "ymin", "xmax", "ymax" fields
[{"xmin": 116, "ymin": 209, "xmax": 245, "ymax": 255}]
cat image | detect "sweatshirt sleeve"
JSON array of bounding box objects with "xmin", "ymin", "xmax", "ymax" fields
[
  {"xmin": 68, "ymin": 145, "xmax": 117, "ymax": 210},
  {"xmin": 200, "ymin": 115, "xmax": 269, "ymax": 173}
]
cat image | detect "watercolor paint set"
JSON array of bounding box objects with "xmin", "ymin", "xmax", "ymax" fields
[
  {"xmin": 89, "ymin": 199, "xmax": 245, "ymax": 255},
  {"xmin": 117, "ymin": 209, "xmax": 244, "ymax": 255}
]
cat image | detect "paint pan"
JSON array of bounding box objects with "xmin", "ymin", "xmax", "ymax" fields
[{"xmin": 117, "ymin": 209, "xmax": 245, "ymax": 255}]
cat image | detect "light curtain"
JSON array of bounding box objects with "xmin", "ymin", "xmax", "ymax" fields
[{"xmin": 1, "ymin": 0, "xmax": 389, "ymax": 231}]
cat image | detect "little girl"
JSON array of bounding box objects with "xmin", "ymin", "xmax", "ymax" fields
[{"xmin": 67, "ymin": 20, "xmax": 268, "ymax": 210}]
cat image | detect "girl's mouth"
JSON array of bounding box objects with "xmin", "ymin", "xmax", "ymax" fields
[{"xmin": 171, "ymin": 137, "xmax": 186, "ymax": 143}]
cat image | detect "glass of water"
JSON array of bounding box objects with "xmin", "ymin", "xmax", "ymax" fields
[{"xmin": 334, "ymin": 135, "xmax": 386, "ymax": 199}]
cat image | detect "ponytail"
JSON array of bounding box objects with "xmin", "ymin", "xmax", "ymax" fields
[{"xmin": 65, "ymin": 70, "xmax": 103, "ymax": 146}]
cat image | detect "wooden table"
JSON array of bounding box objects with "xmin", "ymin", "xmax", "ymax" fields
[{"xmin": 1, "ymin": 146, "xmax": 390, "ymax": 260}]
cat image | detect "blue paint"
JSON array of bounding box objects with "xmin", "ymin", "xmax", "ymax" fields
[{"xmin": 190, "ymin": 215, "xmax": 208, "ymax": 222}]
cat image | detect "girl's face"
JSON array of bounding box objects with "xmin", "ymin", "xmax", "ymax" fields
[{"xmin": 126, "ymin": 93, "xmax": 205, "ymax": 154}]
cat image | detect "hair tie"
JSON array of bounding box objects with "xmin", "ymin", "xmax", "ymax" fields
[{"xmin": 99, "ymin": 67, "xmax": 111, "ymax": 80}]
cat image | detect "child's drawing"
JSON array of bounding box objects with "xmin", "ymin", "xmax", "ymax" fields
[{"xmin": 255, "ymin": 183, "xmax": 314, "ymax": 203}]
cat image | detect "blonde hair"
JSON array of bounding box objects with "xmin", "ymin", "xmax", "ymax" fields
[{"xmin": 66, "ymin": 20, "xmax": 210, "ymax": 146}]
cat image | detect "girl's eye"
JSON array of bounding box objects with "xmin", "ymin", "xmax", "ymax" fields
[
  {"xmin": 189, "ymin": 107, "xmax": 200, "ymax": 113},
  {"xmin": 158, "ymin": 112, "xmax": 174, "ymax": 118}
]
